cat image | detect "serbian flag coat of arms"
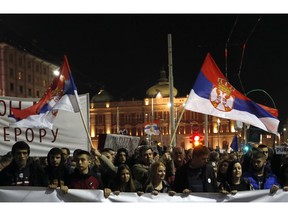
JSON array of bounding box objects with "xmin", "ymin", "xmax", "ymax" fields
[
  {"xmin": 185, "ymin": 53, "xmax": 279, "ymax": 135},
  {"xmin": 9, "ymin": 55, "xmax": 80, "ymax": 129},
  {"xmin": 144, "ymin": 120, "xmax": 160, "ymax": 135}
]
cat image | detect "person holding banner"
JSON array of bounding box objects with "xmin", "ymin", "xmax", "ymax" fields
[
  {"xmin": 69, "ymin": 150, "xmax": 103, "ymax": 190},
  {"xmin": 44, "ymin": 147, "xmax": 71, "ymax": 194},
  {"xmin": 219, "ymin": 160, "xmax": 254, "ymax": 195},
  {"xmin": 172, "ymin": 145, "xmax": 218, "ymax": 193},
  {"xmin": 243, "ymin": 150, "xmax": 280, "ymax": 194},
  {"xmin": 104, "ymin": 164, "xmax": 143, "ymax": 198},
  {"xmin": 144, "ymin": 161, "xmax": 176, "ymax": 196},
  {"xmin": 0, "ymin": 141, "xmax": 48, "ymax": 187}
]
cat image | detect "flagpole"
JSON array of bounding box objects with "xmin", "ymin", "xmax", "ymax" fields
[
  {"xmin": 74, "ymin": 90, "xmax": 94, "ymax": 149},
  {"xmin": 169, "ymin": 104, "xmax": 185, "ymax": 147},
  {"xmin": 168, "ymin": 33, "xmax": 176, "ymax": 147},
  {"xmin": 63, "ymin": 55, "xmax": 93, "ymax": 149}
]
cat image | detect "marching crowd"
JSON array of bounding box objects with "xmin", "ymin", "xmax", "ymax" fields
[{"xmin": 1, "ymin": 140, "xmax": 288, "ymax": 199}]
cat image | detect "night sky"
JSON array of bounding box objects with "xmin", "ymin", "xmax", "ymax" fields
[{"xmin": 0, "ymin": 13, "xmax": 287, "ymax": 128}]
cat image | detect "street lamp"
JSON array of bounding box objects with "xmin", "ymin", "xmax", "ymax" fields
[{"xmin": 217, "ymin": 118, "xmax": 221, "ymax": 150}]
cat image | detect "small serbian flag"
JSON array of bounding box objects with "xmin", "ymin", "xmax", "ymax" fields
[
  {"xmin": 144, "ymin": 120, "xmax": 160, "ymax": 135},
  {"xmin": 9, "ymin": 55, "xmax": 80, "ymax": 129},
  {"xmin": 185, "ymin": 53, "xmax": 279, "ymax": 135}
]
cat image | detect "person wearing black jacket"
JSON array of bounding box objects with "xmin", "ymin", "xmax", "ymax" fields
[
  {"xmin": 172, "ymin": 145, "xmax": 218, "ymax": 194},
  {"xmin": 0, "ymin": 141, "xmax": 48, "ymax": 187}
]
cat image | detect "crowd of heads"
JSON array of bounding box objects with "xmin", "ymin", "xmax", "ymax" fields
[{"xmin": 1, "ymin": 140, "xmax": 288, "ymax": 198}]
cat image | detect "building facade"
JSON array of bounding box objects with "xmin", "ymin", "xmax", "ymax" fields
[
  {"xmin": 90, "ymin": 69, "xmax": 239, "ymax": 150},
  {"xmin": 90, "ymin": 94, "xmax": 238, "ymax": 150},
  {"xmin": 0, "ymin": 43, "xmax": 58, "ymax": 98}
]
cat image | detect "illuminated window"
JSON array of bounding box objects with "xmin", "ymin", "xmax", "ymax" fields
[{"xmin": 18, "ymin": 72, "xmax": 22, "ymax": 80}]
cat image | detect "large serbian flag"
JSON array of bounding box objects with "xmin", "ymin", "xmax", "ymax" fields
[
  {"xmin": 9, "ymin": 55, "xmax": 80, "ymax": 129},
  {"xmin": 185, "ymin": 53, "xmax": 279, "ymax": 135}
]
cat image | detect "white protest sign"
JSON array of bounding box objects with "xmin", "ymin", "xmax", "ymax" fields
[{"xmin": 0, "ymin": 94, "xmax": 90, "ymax": 156}]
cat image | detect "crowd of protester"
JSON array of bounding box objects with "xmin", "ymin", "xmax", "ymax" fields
[{"xmin": 1, "ymin": 140, "xmax": 288, "ymax": 199}]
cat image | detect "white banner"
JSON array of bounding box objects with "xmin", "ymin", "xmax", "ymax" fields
[
  {"xmin": 104, "ymin": 134, "xmax": 140, "ymax": 157},
  {"xmin": 275, "ymin": 145, "xmax": 288, "ymax": 155},
  {"xmin": 0, "ymin": 186, "xmax": 287, "ymax": 202},
  {"xmin": 0, "ymin": 94, "xmax": 90, "ymax": 156}
]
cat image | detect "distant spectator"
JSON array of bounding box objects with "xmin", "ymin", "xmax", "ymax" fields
[
  {"xmin": 216, "ymin": 159, "xmax": 230, "ymax": 186},
  {"xmin": 208, "ymin": 151, "xmax": 220, "ymax": 177},
  {"xmin": 61, "ymin": 147, "xmax": 73, "ymax": 168},
  {"xmin": 114, "ymin": 147, "xmax": 130, "ymax": 167},
  {"xmin": 184, "ymin": 148, "xmax": 193, "ymax": 162},
  {"xmin": 132, "ymin": 145, "xmax": 154, "ymax": 187}
]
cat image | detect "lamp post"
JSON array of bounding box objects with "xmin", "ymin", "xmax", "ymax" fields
[{"xmin": 217, "ymin": 118, "xmax": 221, "ymax": 150}]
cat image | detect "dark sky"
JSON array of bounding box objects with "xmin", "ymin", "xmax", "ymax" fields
[{"xmin": 0, "ymin": 14, "xmax": 287, "ymax": 128}]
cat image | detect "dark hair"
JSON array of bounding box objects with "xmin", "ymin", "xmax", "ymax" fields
[
  {"xmin": 47, "ymin": 147, "xmax": 65, "ymax": 167},
  {"xmin": 225, "ymin": 160, "xmax": 242, "ymax": 184},
  {"xmin": 252, "ymin": 150, "xmax": 266, "ymax": 160},
  {"xmin": 61, "ymin": 147, "xmax": 70, "ymax": 155},
  {"xmin": 114, "ymin": 148, "xmax": 129, "ymax": 166},
  {"xmin": 113, "ymin": 164, "xmax": 137, "ymax": 192},
  {"xmin": 72, "ymin": 149, "xmax": 83, "ymax": 157},
  {"xmin": 216, "ymin": 159, "xmax": 231, "ymax": 183},
  {"xmin": 75, "ymin": 149, "xmax": 91, "ymax": 158},
  {"xmin": 192, "ymin": 145, "xmax": 210, "ymax": 157},
  {"xmin": 258, "ymin": 144, "xmax": 268, "ymax": 149},
  {"xmin": 139, "ymin": 145, "xmax": 153, "ymax": 157},
  {"xmin": 11, "ymin": 141, "xmax": 30, "ymax": 156}
]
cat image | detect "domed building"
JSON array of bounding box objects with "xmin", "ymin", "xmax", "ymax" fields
[
  {"xmin": 146, "ymin": 69, "xmax": 178, "ymax": 98},
  {"xmin": 89, "ymin": 69, "xmax": 236, "ymax": 151},
  {"xmin": 91, "ymin": 88, "xmax": 114, "ymax": 103}
]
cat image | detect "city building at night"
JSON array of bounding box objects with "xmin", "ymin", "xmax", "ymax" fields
[{"xmin": 0, "ymin": 42, "xmax": 280, "ymax": 151}]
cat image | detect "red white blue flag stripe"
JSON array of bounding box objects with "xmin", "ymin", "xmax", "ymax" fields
[{"xmin": 185, "ymin": 53, "xmax": 279, "ymax": 135}]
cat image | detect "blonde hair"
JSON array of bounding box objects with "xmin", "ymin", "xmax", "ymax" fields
[{"xmin": 144, "ymin": 161, "xmax": 166, "ymax": 188}]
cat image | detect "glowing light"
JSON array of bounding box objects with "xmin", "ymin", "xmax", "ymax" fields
[{"xmin": 53, "ymin": 70, "xmax": 60, "ymax": 76}]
